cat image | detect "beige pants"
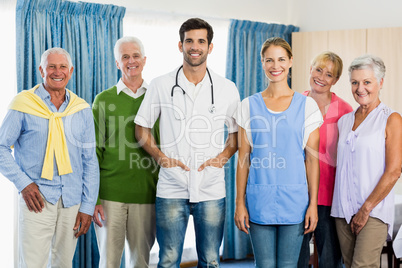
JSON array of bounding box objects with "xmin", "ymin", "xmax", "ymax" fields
[
  {"xmin": 95, "ymin": 200, "xmax": 156, "ymax": 268},
  {"xmin": 335, "ymin": 217, "xmax": 388, "ymax": 268},
  {"xmin": 19, "ymin": 195, "xmax": 80, "ymax": 268}
]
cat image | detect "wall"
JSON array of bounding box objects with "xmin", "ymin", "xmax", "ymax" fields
[
  {"xmin": 291, "ymin": 0, "xmax": 402, "ymax": 32},
  {"xmin": 81, "ymin": 0, "xmax": 402, "ymax": 31}
]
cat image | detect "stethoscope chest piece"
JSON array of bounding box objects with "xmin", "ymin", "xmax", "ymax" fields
[{"xmin": 209, "ymin": 105, "xmax": 216, "ymax": 114}]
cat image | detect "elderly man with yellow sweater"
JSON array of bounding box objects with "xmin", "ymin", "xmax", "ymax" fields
[
  {"xmin": 0, "ymin": 48, "xmax": 99, "ymax": 268},
  {"xmin": 92, "ymin": 36, "xmax": 159, "ymax": 268}
]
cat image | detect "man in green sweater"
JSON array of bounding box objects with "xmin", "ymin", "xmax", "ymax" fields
[{"xmin": 92, "ymin": 36, "xmax": 159, "ymax": 268}]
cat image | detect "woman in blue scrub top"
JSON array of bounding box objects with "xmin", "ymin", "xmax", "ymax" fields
[{"xmin": 234, "ymin": 37, "xmax": 323, "ymax": 267}]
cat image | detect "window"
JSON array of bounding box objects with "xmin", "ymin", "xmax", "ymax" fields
[{"xmin": 123, "ymin": 13, "xmax": 229, "ymax": 81}]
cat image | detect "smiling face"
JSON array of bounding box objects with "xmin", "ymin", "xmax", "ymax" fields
[
  {"xmin": 116, "ymin": 42, "xmax": 146, "ymax": 81},
  {"xmin": 39, "ymin": 53, "xmax": 73, "ymax": 92},
  {"xmin": 261, "ymin": 45, "xmax": 293, "ymax": 83},
  {"xmin": 350, "ymin": 68, "xmax": 383, "ymax": 107},
  {"xmin": 309, "ymin": 61, "xmax": 339, "ymax": 94},
  {"xmin": 179, "ymin": 29, "xmax": 213, "ymax": 68}
]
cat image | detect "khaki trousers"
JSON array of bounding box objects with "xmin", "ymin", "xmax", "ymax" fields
[
  {"xmin": 335, "ymin": 217, "xmax": 388, "ymax": 268},
  {"xmin": 18, "ymin": 195, "xmax": 80, "ymax": 268},
  {"xmin": 95, "ymin": 200, "xmax": 156, "ymax": 268}
]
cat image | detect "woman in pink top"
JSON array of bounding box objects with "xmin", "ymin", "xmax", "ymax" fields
[
  {"xmin": 331, "ymin": 55, "xmax": 402, "ymax": 267},
  {"xmin": 298, "ymin": 52, "xmax": 353, "ymax": 268}
]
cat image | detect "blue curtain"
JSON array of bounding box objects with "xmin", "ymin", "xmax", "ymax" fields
[
  {"xmin": 15, "ymin": 0, "xmax": 125, "ymax": 267},
  {"xmin": 223, "ymin": 19, "xmax": 299, "ymax": 260},
  {"xmin": 16, "ymin": 0, "xmax": 125, "ymax": 104}
]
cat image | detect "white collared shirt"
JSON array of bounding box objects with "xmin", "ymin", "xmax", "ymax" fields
[
  {"xmin": 183, "ymin": 73, "xmax": 207, "ymax": 100},
  {"xmin": 135, "ymin": 67, "xmax": 240, "ymax": 202},
  {"xmin": 116, "ymin": 78, "xmax": 148, "ymax": 99}
]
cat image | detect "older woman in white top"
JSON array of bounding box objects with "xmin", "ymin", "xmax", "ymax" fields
[{"xmin": 331, "ymin": 55, "xmax": 402, "ymax": 268}]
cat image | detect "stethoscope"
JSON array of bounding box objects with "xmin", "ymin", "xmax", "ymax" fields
[{"xmin": 171, "ymin": 65, "xmax": 215, "ymax": 120}]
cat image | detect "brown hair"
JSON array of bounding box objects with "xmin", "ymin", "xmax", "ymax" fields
[
  {"xmin": 179, "ymin": 18, "xmax": 214, "ymax": 45},
  {"xmin": 260, "ymin": 37, "xmax": 292, "ymax": 59}
]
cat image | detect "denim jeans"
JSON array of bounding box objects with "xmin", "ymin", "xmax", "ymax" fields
[
  {"xmin": 155, "ymin": 197, "xmax": 225, "ymax": 268},
  {"xmin": 297, "ymin": 205, "xmax": 342, "ymax": 268},
  {"xmin": 249, "ymin": 221, "xmax": 305, "ymax": 268}
]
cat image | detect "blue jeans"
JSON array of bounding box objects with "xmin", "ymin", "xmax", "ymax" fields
[
  {"xmin": 297, "ymin": 205, "xmax": 342, "ymax": 268},
  {"xmin": 249, "ymin": 221, "xmax": 305, "ymax": 268},
  {"xmin": 155, "ymin": 197, "xmax": 225, "ymax": 268}
]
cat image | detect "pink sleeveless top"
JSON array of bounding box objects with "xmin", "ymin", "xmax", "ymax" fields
[{"xmin": 302, "ymin": 91, "xmax": 353, "ymax": 206}]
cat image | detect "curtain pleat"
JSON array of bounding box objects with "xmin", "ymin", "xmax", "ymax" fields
[
  {"xmin": 15, "ymin": 0, "xmax": 125, "ymax": 267},
  {"xmin": 223, "ymin": 19, "xmax": 299, "ymax": 260}
]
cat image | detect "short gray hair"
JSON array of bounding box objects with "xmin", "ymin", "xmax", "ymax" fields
[
  {"xmin": 114, "ymin": 36, "xmax": 145, "ymax": 61},
  {"xmin": 348, "ymin": 54, "xmax": 386, "ymax": 82},
  {"xmin": 40, "ymin": 47, "xmax": 73, "ymax": 70}
]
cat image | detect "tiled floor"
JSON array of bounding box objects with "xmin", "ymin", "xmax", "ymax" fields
[
  {"xmin": 186, "ymin": 258, "xmax": 254, "ymax": 268},
  {"xmin": 184, "ymin": 256, "xmax": 391, "ymax": 268},
  {"xmin": 219, "ymin": 258, "xmax": 254, "ymax": 267}
]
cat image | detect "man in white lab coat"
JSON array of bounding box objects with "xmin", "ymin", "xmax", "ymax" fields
[{"xmin": 135, "ymin": 17, "xmax": 240, "ymax": 268}]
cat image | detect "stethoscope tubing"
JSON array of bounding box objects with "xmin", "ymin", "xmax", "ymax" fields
[{"xmin": 171, "ymin": 65, "xmax": 214, "ymax": 106}]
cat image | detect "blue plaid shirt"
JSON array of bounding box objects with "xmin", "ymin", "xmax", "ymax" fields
[{"xmin": 0, "ymin": 84, "xmax": 99, "ymax": 215}]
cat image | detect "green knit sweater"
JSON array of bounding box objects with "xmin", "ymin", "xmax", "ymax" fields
[{"xmin": 92, "ymin": 86, "xmax": 159, "ymax": 204}]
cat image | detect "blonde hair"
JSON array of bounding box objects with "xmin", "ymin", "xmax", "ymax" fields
[{"xmin": 311, "ymin": 51, "xmax": 343, "ymax": 78}]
